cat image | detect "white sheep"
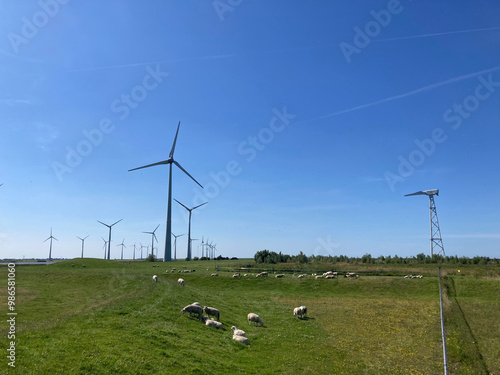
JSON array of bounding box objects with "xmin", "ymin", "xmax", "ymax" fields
[
  {"xmin": 177, "ymin": 278, "xmax": 185, "ymax": 286},
  {"xmin": 298, "ymin": 274, "xmax": 307, "ymax": 279},
  {"xmin": 211, "ymin": 273, "xmax": 219, "ymax": 277},
  {"xmin": 152, "ymin": 275, "xmax": 158, "ymax": 282},
  {"xmin": 247, "ymin": 313, "xmax": 264, "ymax": 326},
  {"xmin": 315, "ymin": 275, "xmax": 323, "ymax": 279},
  {"xmin": 182, "ymin": 304, "xmax": 203, "ymax": 320},
  {"xmin": 232, "ymin": 273, "xmax": 240, "ymax": 278},
  {"xmin": 203, "ymin": 306, "xmax": 220, "ymax": 321},
  {"xmin": 191, "ymin": 302, "xmax": 202, "ymax": 307},
  {"xmin": 231, "ymin": 326, "xmax": 246, "ymax": 337},
  {"xmin": 275, "ymin": 274, "xmax": 285, "ymax": 278},
  {"xmin": 293, "ymin": 306, "xmax": 307, "ymax": 319},
  {"xmin": 205, "ymin": 319, "xmax": 223, "ymax": 329},
  {"xmin": 232, "ymin": 335, "xmax": 249, "ymax": 345}
]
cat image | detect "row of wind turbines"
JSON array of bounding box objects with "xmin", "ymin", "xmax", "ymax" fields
[
  {"xmin": 43, "ymin": 121, "xmax": 214, "ymax": 261},
  {"xmin": 43, "ymin": 122, "xmax": 444, "ymax": 261}
]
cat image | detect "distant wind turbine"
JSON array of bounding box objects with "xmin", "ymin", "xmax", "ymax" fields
[
  {"xmin": 98, "ymin": 219, "xmax": 122, "ymax": 260},
  {"xmin": 405, "ymin": 189, "xmax": 445, "ymax": 257},
  {"xmin": 132, "ymin": 243, "xmax": 137, "ymax": 260},
  {"xmin": 44, "ymin": 228, "xmax": 57, "ymax": 260},
  {"xmin": 172, "ymin": 233, "xmax": 185, "ymax": 261},
  {"xmin": 101, "ymin": 237, "xmax": 108, "ymax": 259},
  {"xmin": 143, "ymin": 224, "xmax": 160, "ymax": 258},
  {"xmin": 139, "ymin": 243, "xmax": 145, "ymax": 259},
  {"xmin": 174, "ymin": 199, "xmax": 207, "ymax": 261},
  {"xmin": 117, "ymin": 239, "xmax": 127, "ymax": 260},
  {"xmin": 128, "ymin": 122, "xmax": 203, "ymax": 261},
  {"xmin": 77, "ymin": 235, "xmax": 89, "ymax": 258}
]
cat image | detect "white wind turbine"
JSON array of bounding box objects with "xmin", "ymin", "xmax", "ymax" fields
[
  {"xmin": 128, "ymin": 122, "xmax": 203, "ymax": 262},
  {"xmin": 143, "ymin": 224, "xmax": 160, "ymax": 258},
  {"xmin": 44, "ymin": 228, "xmax": 57, "ymax": 260},
  {"xmin": 405, "ymin": 189, "xmax": 445, "ymax": 257},
  {"xmin": 77, "ymin": 235, "xmax": 89, "ymax": 258},
  {"xmin": 174, "ymin": 199, "xmax": 207, "ymax": 261},
  {"xmin": 102, "ymin": 237, "xmax": 108, "ymax": 259},
  {"xmin": 98, "ymin": 219, "xmax": 122, "ymax": 260},
  {"xmin": 117, "ymin": 239, "xmax": 127, "ymax": 260},
  {"xmin": 139, "ymin": 243, "xmax": 146, "ymax": 260},
  {"xmin": 172, "ymin": 233, "xmax": 185, "ymax": 261}
]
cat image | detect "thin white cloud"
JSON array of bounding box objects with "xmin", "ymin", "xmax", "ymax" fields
[
  {"xmin": 0, "ymin": 98, "xmax": 31, "ymax": 106},
  {"xmin": 69, "ymin": 54, "xmax": 243, "ymax": 72},
  {"xmin": 299, "ymin": 65, "xmax": 500, "ymax": 122},
  {"xmin": 34, "ymin": 122, "xmax": 59, "ymax": 151},
  {"xmin": 447, "ymin": 233, "xmax": 500, "ymax": 239},
  {"xmin": 377, "ymin": 26, "xmax": 500, "ymax": 42}
]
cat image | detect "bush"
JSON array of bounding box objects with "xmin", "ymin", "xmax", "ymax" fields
[{"xmin": 145, "ymin": 254, "xmax": 157, "ymax": 262}]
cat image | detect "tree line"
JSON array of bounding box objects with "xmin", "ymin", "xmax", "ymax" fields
[{"xmin": 254, "ymin": 250, "xmax": 498, "ymax": 265}]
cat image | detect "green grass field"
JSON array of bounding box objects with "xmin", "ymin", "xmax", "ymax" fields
[{"xmin": 1, "ymin": 259, "xmax": 498, "ymax": 374}]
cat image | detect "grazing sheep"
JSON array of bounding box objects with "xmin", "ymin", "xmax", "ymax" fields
[
  {"xmin": 232, "ymin": 335, "xmax": 249, "ymax": 345},
  {"xmin": 325, "ymin": 275, "xmax": 336, "ymax": 279},
  {"xmin": 243, "ymin": 273, "xmax": 248, "ymax": 277},
  {"xmin": 232, "ymin": 273, "xmax": 240, "ymax": 278},
  {"xmin": 153, "ymin": 275, "xmax": 158, "ymax": 282},
  {"xmin": 191, "ymin": 302, "xmax": 202, "ymax": 307},
  {"xmin": 256, "ymin": 272, "xmax": 268, "ymax": 277},
  {"xmin": 211, "ymin": 273, "xmax": 219, "ymax": 277},
  {"xmin": 205, "ymin": 319, "xmax": 223, "ymax": 329},
  {"xmin": 203, "ymin": 306, "xmax": 220, "ymax": 321},
  {"xmin": 344, "ymin": 272, "xmax": 359, "ymax": 278},
  {"xmin": 315, "ymin": 275, "xmax": 323, "ymax": 279},
  {"xmin": 293, "ymin": 306, "xmax": 307, "ymax": 319},
  {"xmin": 182, "ymin": 304, "xmax": 203, "ymax": 320},
  {"xmin": 178, "ymin": 278, "xmax": 185, "ymax": 286},
  {"xmin": 247, "ymin": 313, "xmax": 264, "ymax": 326},
  {"xmin": 275, "ymin": 274, "xmax": 285, "ymax": 278},
  {"xmin": 183, "ymin": 270, "xmax": 191, "ymax": 273},
  {"xmin": 231, "ymin": 326, "xmax": 246, "ymax": 337},
  {"xmin": 298, "ymin": 274, "xmax": 307, "ymax": 279}
]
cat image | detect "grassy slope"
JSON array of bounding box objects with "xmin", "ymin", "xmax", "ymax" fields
[{"xmin": 0, "ymin": 259, "xmax": 498, "ymax": 375}]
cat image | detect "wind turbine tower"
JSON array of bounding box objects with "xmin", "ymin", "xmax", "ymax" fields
[
  {"xmin": 98, "ymin": 219, "xmax": 122, "ymax": 260},
  {"xmin": 102, "ymin": 237, "xmax": 108, "ymax": 259},
  {"xmin": 174, "ymin": 199, "xmax": 207, "ymax": 261},
  {"xmin": 128, "ymin": 122, "xmax": 204, "ymax": 262},
  {"xmin": 172, "ymin": 233, "xmax": 185, "ymax": 260},
  {"xmin": 77, "ymin": 235, "xmax": 89, "ymax": 258},
  {"xmin": 44, "ymin": 228, "xmax": 57, "ymax": 260},
  {"xmin": 143, "ymin": 224, "xmax": 160, "ymax": 258},
  {"xmin": 405, "ymin": 189, "xmax": 445, "ymax": 257},
  {"xmin": 117, "ymin": 239, "xmax": 127, "ymax": 260}
]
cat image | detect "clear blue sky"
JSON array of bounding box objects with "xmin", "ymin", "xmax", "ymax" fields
[{"xmin": 1, "ymin": 0, "xmax": 499, "ymax": 260}]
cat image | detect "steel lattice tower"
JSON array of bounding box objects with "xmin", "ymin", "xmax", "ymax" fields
[
  {"xmin": 405, "ymin": 189, "xmax": 445, "ymax": 257},
  {"xmin": 429, "ymin": 195, "xmax": 445, "ymax": 257}
]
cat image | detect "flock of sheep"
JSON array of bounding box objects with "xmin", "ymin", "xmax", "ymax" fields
[
  {"xmin": 180, "ymin": 301, "xmax": 273, "ymax": 345},
  {"xmin": 150, "ymin": 266, "xmax": 371, "ymax": 346}
]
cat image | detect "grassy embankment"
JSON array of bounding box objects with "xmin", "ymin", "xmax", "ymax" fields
[{"xmin": 0, "ymin": 258, "xmax": 498, "ymax": 374}]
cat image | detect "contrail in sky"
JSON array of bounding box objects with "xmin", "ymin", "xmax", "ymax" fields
[
  {"xmin": 377, "ymin": 26, "xmax": 500, "ymax": 42},
  {"xmin": 301, "ymin": 65, "xmax": 500, "ymax": 122},
  {"xmin": 69, "ymin": 53, "xmax": 243, "ymax": 72}
]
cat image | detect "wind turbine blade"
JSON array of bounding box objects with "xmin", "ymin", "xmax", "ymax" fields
[
  {"xmin": 77, "ymin": 236, "xmax": 82, "ymax": 240},
  {"xmin": 97, "ymin": 220, "xmax": 109, "ymax": 227},
  {"xmin": 53, "ymin": 237, "xmax": 58, "ymax": 241},
  {"xmin": 153, "ymin": 233, "xmax": 158, "ymax": 242},
  {"xmin": 404, "ymin": 191, "xmax": 426, "ymax": 197},
  {"xmin": 174, "ymin": 198, "xmax": 190, "ymax": 211},
  {"xmin": 169, "ymin": 122, "xmax": 181, "ymax": 159},
  {"xmin": 128, "ymin": 159, "xmax": 171, "ymax": 172},
  {"xmin": 84, "ymin": 235, "xmax": 89, "ymax": 240},
  {"xmin": 43, "ymin": 237, "xmax": 50, "ymax": 242},
  {"xmin": 172, "ymin": 161, "xmax": 203, "ymax": 188},
  {"xmin": 111, "ymin": 219, "xmax": 123, "ymax": 227},
  {"xmin": 153, "ymin": 224, "xmax": 160, "ymax": 233},
  {"xmin": 193, "ymin": 202, "xmax": 208, "ymax": 210}
]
